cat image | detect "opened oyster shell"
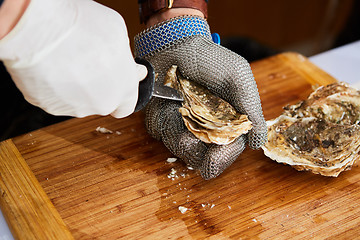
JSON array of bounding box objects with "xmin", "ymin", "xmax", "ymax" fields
[
  {"xmin": 164, "ymin": 65, "xmax": 252, "ymax": 145},
  {"xmin": 262, "ymin": 82, "xmax": 360, "ymax": 177}
]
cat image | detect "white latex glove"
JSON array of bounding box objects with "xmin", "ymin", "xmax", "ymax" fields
[{"xmin": 0, "ymin": 0, "xmax": 147, "ymax": 118}]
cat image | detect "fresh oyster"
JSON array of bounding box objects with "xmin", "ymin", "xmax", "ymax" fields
[
  {"xmin": 262, "ymin": 82, "xmax": 360, "ymax": 177},
  {"xmin": 164, "ymin": 65, "xmax": 252, "ymax": 145}
]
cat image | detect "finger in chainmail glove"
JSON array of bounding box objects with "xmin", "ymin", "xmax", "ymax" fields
[{"xmin": 134, "ymin": 16, "xmax": 267, "ymax": 179}]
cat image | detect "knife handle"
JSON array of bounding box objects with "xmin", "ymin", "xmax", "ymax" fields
[{"xmin": 134, "ymin": 58, "xmax": 155, "ymax": 112}]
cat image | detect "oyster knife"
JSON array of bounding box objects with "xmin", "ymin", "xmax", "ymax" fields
[{"xmin": 134, "ymin": 58, "xmax": 183, "ymax": 112}]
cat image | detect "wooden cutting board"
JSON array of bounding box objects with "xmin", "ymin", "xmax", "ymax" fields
[{"xmin": 2, "ymin": 52, "xmax": 358, "ymax": 239}]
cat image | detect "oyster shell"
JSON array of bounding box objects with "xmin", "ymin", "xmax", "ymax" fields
[
  {"xmin": 262, "ymin": 82, "xmax": 360, "ymax": 177},
  {"xmin": 164, "ymin": 65, "xmax": 252, "ymax": 145}
]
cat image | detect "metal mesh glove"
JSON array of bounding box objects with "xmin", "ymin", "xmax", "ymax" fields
[{"xmin": 135, "ymin": 16, "xmax": 267, "ymax": 179}]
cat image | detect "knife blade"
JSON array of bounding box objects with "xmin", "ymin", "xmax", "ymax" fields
[{"xmin": 134, "ymin": 58, "xmax": 183, "ymax": 112}]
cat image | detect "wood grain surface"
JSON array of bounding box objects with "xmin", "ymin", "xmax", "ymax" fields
[
  {"xmin": 0, "ymin": 140, "xmax": 74, "ymax": 240},
  {"xmin": 3, "ymin": 52, "xmax": 359, "ymax": 239}
]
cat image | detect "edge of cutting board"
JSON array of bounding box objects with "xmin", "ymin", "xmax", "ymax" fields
[
  {"xmin": 0, "ymin": 140, "xmax": 74, "ymax": 240},
  {"xmin": 278, "ymin": 52, "xmax": 338, "ymax": 85}
]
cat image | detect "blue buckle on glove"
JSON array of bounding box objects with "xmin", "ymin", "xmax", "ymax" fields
[{"xmin": 135, "ymin": 16, "xmax": 212, "ymax": 58}]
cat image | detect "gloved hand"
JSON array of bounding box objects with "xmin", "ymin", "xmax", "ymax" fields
[
  {"xmin": 135, "ymin": 16, "xmax": 267, "ymax": 180},
  {"xmin": 0, "ymin": 0, "xmax": 147, "ymax": 118}
]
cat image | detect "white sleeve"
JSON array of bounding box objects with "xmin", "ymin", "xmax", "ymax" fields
[{"xmin": 0, "ymin": 0, "xmax": 146, "ymax": 118}]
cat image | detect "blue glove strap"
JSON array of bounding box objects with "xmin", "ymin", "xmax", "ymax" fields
[{"xmin": 134, "ymin": 16, "xmax": 211, "ymax": 58}]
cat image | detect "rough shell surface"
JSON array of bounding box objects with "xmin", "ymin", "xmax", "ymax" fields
[
  {"xmin": 164, "ymin": 65, "xmax": 252, "ymax": 145},
  {"xmin": 262, "ymin": 82, "xmax": 360, "ymax": 177}
]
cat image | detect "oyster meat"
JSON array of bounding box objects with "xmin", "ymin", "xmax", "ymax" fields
[
  {"xmin": 262, "ymin": 82, "xmax": 360, "ymax": 177},
  {"xmin": 164, "ymin": 65, "xmax": 252, "ymax": 145}
]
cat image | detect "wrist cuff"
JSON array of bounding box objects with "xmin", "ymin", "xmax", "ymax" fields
[{"xmin": 134, "ymin": 15, "xmax": 211, "ymax": 58}]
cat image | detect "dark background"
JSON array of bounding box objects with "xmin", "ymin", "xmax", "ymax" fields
[{"xmin": 1, "ymin": 0, "xmax": 359, "ymax": 141}]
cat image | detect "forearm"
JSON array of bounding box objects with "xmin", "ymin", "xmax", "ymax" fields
[
  {"xmin": 138, "ymin": 0, "xmax": 208, "ymax": 27},
  {"xmin": 0, "ymin": 0, "xmax": 30, "ymax": 39},
  {"xmin": 146, "ymin": 8, "xmax": 203, "ymax": 27}
]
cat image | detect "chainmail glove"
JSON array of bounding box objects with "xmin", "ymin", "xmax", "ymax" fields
[{"xmin": 134, "ymin": 16, "xmax": 267, "ymax": 179}]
